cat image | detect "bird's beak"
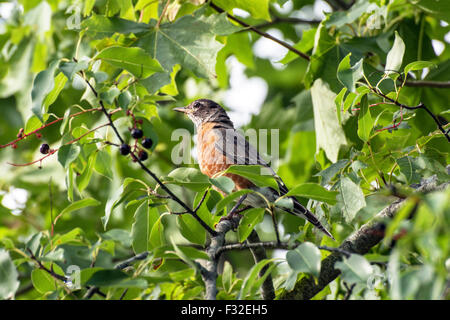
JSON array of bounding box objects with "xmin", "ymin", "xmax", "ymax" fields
[{"xmin": 173, "ymin": 107, "xmax": 188, "ymax": 113}]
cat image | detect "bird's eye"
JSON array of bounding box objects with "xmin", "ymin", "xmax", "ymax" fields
[{"xmin": 193, "ymin": 102, "xmax": 202, "ymax": 109}]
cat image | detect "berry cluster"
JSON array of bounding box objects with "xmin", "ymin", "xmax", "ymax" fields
[{"xmin": 119, "ymin": 114, "xmax": 153, "ymax": 162}]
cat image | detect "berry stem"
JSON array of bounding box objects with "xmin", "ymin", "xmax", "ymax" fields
[
  {"xmin": 8, "ymin": 122, "xmax": 111, "ymax": 167},
  {"xmin": 0, "ymin": 107, "xmax": 121, "ymax": 149}
]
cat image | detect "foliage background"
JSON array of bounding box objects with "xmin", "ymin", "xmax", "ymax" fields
[{"xmin": 0, "ymin": 0, "xmax": 449, "ymax": 300}]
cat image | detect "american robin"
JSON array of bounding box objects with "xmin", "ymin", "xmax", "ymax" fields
[{"xmin": 174, "ymin": 99, "xmax": 334, "ymax": 240}]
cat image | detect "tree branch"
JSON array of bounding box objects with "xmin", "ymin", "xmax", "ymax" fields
[
  {"xmin": 372, "ymin": 88, "xmax": 450, "ymax": 142},
  {"xmin": 209, "ymin": 2, "xmax": 310, "ymax": 61},
  {"xmin": 251, "ymin": 16, "xmax": 321, "ymax": 29},
  {"xmin": 279, "ymin": 178, "xmax": 449, "ymax": 300},
  {"xmin": 404, "ymin": 80, "xmax": 450, "ymax": 89}
]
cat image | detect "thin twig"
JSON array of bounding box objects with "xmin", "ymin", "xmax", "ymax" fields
[
  {"xmin": 209, "ymin": 2, "xmax": 310, "ymax": 61},
  {"xmin": 343, "ymin": 283, "xmax": 355, "ymax": 300},
  {"xmin": 250, "ymin": 16, "xmax": 321, "ymax": 29},
  {"xmin": 156, "ymin": 0, "xmax": 171, "ymax": 29},
  {"xmin": 373, "ymin": 88, "xmax": 449, "ymax": 142},
  {"xmin": 405, "ymin": 80, "xmax": 450, "ymax": 89}
]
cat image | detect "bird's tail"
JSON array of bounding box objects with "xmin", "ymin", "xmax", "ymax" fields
[{"xmin": 283, "ymin": 197, "xmax": 335, "ymax": 240}]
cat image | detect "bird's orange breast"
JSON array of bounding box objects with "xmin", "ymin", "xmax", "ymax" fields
[{"xmin": 197, "ymin": 122, "xmax": 253, "ymax": 193}]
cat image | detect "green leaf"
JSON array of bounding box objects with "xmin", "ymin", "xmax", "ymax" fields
[
  {"xmin": 137, "ymin": 12, "xmax": 239, "ymax": 79},
  {"xmin": 238, "ymin": 208, "xmax": 265, "ymax": 242},
  {"xmin": 131, "ymin": 201, "xmax": 160, "ymax": 253},
  {"xmin": 31, "ymin": 269, "xmax": 57, "ymax": 294},
  {"xmin": 95, "ymin": 46, "xmax": 163, "ymax": 78},
  {"xmin": 335, "ymin": 87, "xmax": 347, "ymax": 125},
  {"xmin": 25, "ymin": 232, "xmax": 43, "ymax": 256},
  {"xmin": 396, "ymin": 156, "xmax": 421, "ymax": 184},
  {"xmin": 222, "ymin": 261, "xmax": 233, "ymax": 293},
  {"xmin": 31, "ymin": 60, "xmax": 59, "ymax": 121},
  {"xmin": 224, "ymin": 165, "xmax": 279, "ymax": 190},
  {"xmin": 166, "ymin": 167, "xmax": 210, "ymax": 192},
  {"xmin": 337, "ymin": 53, "xmax": 364, "ymax": 93},
  {"xmin": 284, "ymin": 183, "xmax": 338, "ymax": 205},
  {"xmin": 94, "ymin": 149, "xmax": 113, "ymax": 180},
  {"xmin": 335, "ymin": 254, "xmax": 373, "ymax": 285},
  {"xmin": 326, "ymin": 1, "xmax": 371, "ymax": 28},
  {"xmin": 286, "ymin": 242, "xmax": 321, "ymax": 278},
  {"xmin": 99, "ymin": 87, "xmax": 120, "ymax": 105},
  {"xmin": 57, "ymin": 198, "xmax": 101, "ymax": 221},
  {"xmin": 81, "ymin": 15, "xmax": 150, "ymax": 36},
  {"xmin": 177, "ymin": 214, "xmax": 206, "ymax": 245},
  {"xmin": 238, "ymin": 259, "xmax": 274, "ymax": 299},
  {"xmin": 102, "ymin": 229, "xmax": 133, "ymax": 248},
  {"xmin": 357, "ymin": 94, "xmax": 373, "ymax": 142},
  {"xmin": 59, "ymin": 60, "xmax": 89, "ymax": 80},
  {"xmin": 41, "ymin": 248, "xmax": 65, "ymax": 262},
  {"xmin": 149, "ymin": 213, "xmax": 166, "ymax": 248},
  {"xmin": 0, "ymin": 249, "xmax": 20, "ymax": 299},
  {"xmin": 404, "ymin": 61, "xmax": 436, "ymax": 74},
  {"xmin": 385, "ymin": 31, "xmax": 405, "ymax": 76},
  {"xmin": 134, "ymin": 103, "xmax": 158, "ymax": 121},
  {"xmin": 213, "ymin": 0, "xmax": 271, "ymax": 21},
  {"xmin": 77, "ymin": 152, "xmax": 97, "ymax": 192},
  {"xmin": 57, "ymin": 144, "xmax": 81, "ymax": 169},
  {"xmin": 118, "ymin": 91, "xmax": 132, "ymax": 110},
  {"xmin": 52, "ymin": 228, "xmax": 85, "ymax": 246},
  {"xmin": 310, "ymin": 79, "xmax": 348, "ymax": 163},
  {"xmin": 209, "ymin": 176, "xmax": 235, "ymax": 194},
  {"xmin": 83, "ymin": 0, "xmax": 95, "ymax": 16},
  {"xmin": 86, "ymin": 269, "xmax": 147, "ymax": 288},
  {"xmin": 43, "ymin": 72, "xmax": 68, "ymax": 108},
  {"xmin": 280, "ymin": 28, "xmax": 316, "ymax": 64},
  {"xmin": 384, "ymin": 198, "xmax": 416, "ymax": 244},
  {"xmin": 102, "ymin": 184, "xmax": 124, "ymax": 229},
  {"xmin": 338, "ymin": 176, "xmax": 366, "ymax": 223},
  {"xmin": 315, "ymin": 159, "xmax": 349, "ymax": 186},
  {"xmin": 214, "ymin": 189, "xmax": 254, "ymax": 214}
]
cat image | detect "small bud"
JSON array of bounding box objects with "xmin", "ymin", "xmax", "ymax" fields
[
  {"xmin": 36, "ymin": 133, "xmax": 42, "ymax": 139},
  {"xmin": 11, "ymin": 143, "xmax": 17, "ymax": 149},
  {"xmin": 17, "ymin": 128, "xmax": 24, "ymax": 138}
]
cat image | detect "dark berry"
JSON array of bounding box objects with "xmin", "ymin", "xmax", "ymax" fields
[
  {"xmin": 142, "ymin": 138, "xmax": 153, "ymax": 149},
  {"xmin": 131, "ymin": 128, "xmax": 143, "ymax": 139},
  {"xmin": 119, "ymin": 144, "xmax": 131, "ymax": 155},
  {"xmin": 40, "ymin": 143, "xmax": 50, "ymax": 154},
  {"xmin": 138, "ymin": 150, "xmax": 148, "ymax": 161}
]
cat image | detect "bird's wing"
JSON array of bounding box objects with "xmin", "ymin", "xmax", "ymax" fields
[
  {"xmin": 213, "ymin": 127, "xmax": 288, "ymax": 192},
  {"xmin": 213, "ymin": 127, "xmax": 334, "ymax": 240}
]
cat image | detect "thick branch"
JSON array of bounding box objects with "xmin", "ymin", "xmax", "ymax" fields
[{"xmin": 279, "ymin": 178, "xmax": 449, "ymax": 300}]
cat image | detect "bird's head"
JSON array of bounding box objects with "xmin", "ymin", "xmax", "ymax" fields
[{"xmin": 174, "ymin": 99, "xmax": 234, "ymax": 128}]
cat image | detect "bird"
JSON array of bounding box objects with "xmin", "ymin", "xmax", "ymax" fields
[{"xmin": 174, "ymin": 99, "xmax": 334, "ymax": 240}]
